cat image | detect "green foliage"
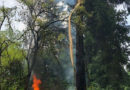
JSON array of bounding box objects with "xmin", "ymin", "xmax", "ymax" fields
[
  {"xmin": 73, "ymin": 0, "xmax": 130, "ymax": 89},
  {"xmin": 58, "ymin": 33, "xmax": 65, "ymax": 41},
  {"xmin": 1, "ymin": 43, "xmax": 25, "ymax": 66},
  {"xmin": 0, "ymin": 0, "xmax": 130, "ymax": 89},
  {"xmin": 0, "ymin": 30, "xmax": 27, "ymax": 90}
]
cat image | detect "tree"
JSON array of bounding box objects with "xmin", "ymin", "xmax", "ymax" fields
[
  {"xmin": 83, "ymin": 0, "xmax": 130, "ymax": 89},
  {"xmin": 109, "ymin": 0, "xmax": 130, "ymax": 13},
  {"xmin": 0, "ymin": 0, "xmax": 130, "ymax": 89},
  {"xmin": 75, "ymin": 3, "xmax": 87, "ymax": 90},
  {"xmin": 68, "ymin": 0, "xmax": 87, "ymax": 89},
  {"xmin": 0, "ymin": 30, "xmax": 27, "ymax": 90},
  {"xmin": 18, "ymin": 0, "xmax": 69, "ymax": 89}
]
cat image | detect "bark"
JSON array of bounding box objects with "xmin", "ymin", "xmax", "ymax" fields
[
  {"xmin": 0, "ymin": 52, "xmax": 1, "ymax": 90},
  {"xmin": 76, "ymin": 28, "xmax": 86, "ymax": 90},
  {"xmin": 0, "ymin": 16, "xmax": 5, "ymax": 30},
  {"xmin": 24, "ymin": 33, "xmax": 39, "ymax": 90}
]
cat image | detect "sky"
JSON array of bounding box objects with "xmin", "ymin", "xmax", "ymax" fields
[
  {"xmin": 127, "ymin": 15, "xmax": 130, "ymax": 25},
  {"xmin": 0, "ymin": 0, "xmax": 26, "ymax": 31},
  {"xmin": 116, "ymin": 2, "xmax": 130, "ymax": 25},
  {"xmin": 0, "ymin": 0, "xmax": 130, "ymax": 31},
  {"xmin": 0, "ymin": 0, "xmax": 18, "ymax": 8}
]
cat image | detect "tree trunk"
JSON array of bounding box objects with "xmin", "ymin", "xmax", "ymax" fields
[
  {"xmin": 76, "ymin": 28, "xmax": 86, "ymax": 90},
  {"xmin": 0, "ymin": 52, "xmax": 1, "ymax": 90},
  {"xmin": 25, "ymin": 37, "xmax": 39, "ymax": 90}
]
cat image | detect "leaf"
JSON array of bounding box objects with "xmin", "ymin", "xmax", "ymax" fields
[{"xmin": 58, "ymin": 34, "xmax": 65, "ymax": 41}]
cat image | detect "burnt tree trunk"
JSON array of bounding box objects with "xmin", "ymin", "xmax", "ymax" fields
[
  {"xmin": 76, "ymin": 28, "xmax": 86, "ymax": 90},
  {"xmin": 0, "ymin": 52, "xmax": 1, "ymax": 90}
]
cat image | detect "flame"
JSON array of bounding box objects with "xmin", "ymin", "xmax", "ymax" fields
[{"xmin": 32, "ymin": 75, "xmax": 41, "ymax": 90}]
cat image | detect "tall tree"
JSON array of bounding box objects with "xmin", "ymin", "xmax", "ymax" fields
[
  {"xmin": 69, "ymin": 0, "xmax": 87, "ymax": 89},
  {"xmin": 19, "ymin": 0, "xmax": 68, "ymax": 89},
  {"xmin": 84, "ymin": 0, "xmax": 130, "ymax": 89}
]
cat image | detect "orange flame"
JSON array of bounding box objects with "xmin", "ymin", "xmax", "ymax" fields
[{"xmin": 32, "ymin": 75, "xmax": 41, "ymax": 90}]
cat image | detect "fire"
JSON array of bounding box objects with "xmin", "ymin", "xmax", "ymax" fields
[{"xmin": 32, "ymin": 75, "xmax": 41, "ymax": 90}]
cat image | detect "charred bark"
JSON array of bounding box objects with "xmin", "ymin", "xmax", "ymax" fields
[{"xmin": 76, "ymin": 28, "xmax": 86, "ymax": 90}]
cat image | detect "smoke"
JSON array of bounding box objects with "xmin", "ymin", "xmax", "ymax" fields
[{"xmin": 55, "ymin": 0, "xmax": 76, "ymax": 5}]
